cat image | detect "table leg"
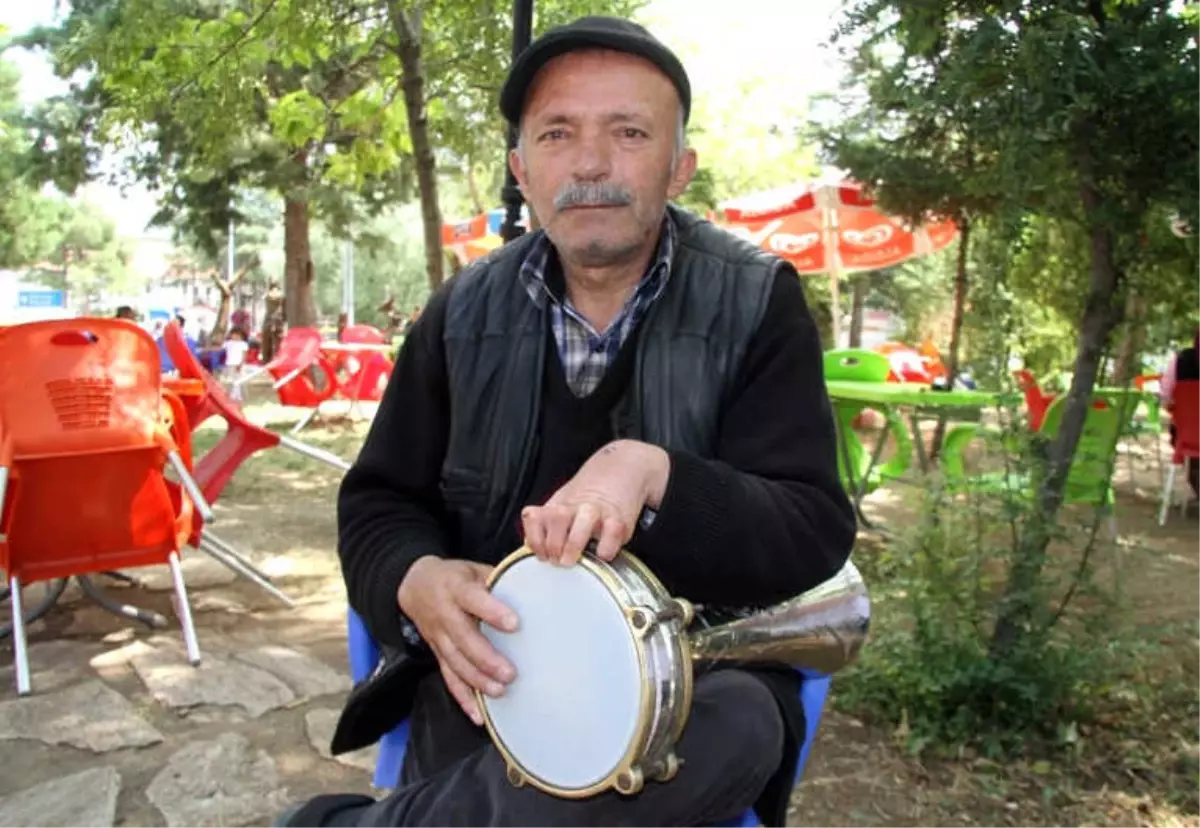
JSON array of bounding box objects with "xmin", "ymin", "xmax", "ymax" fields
[
  {"xmin": 835, "ymin": 411, "xmax": 876, "ymax": 530},
  {"xmin": 910, "ymin": 413, "xmax": 931, "ymax": 474}
]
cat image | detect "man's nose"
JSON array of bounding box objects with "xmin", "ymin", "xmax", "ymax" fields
[{"xmin": 572, "ymin": 133, "xmax": 613, "ymax": 181}]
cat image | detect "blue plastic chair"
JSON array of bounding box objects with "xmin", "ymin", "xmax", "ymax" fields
[{"xmin": 346, "ymin": 608, "xmax": 831, "ymax": 826}]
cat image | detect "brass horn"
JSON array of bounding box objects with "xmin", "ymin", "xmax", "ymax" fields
[{"xmin": 686, "ymin": 560, "xmax": 871, "ymax": 675}]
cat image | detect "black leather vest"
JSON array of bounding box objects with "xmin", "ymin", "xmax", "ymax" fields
[{"xmin": 440, "ymin": 206, "xmax": 782, "ymax": 561}]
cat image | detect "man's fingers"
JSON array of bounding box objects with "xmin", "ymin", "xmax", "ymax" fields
[
  {"xmin": 438, "ymin": 634, "xmax": 507, "ymax": 698},
  {"xmin": 438, "ymin": 659, "xmax": 483, "ymax": 726},
  {"xmin": 521, "ymin": 507, "xmax": 548, "ymax": 560},
  {"xmin": 457, "ymin": 580, "xmax": 518, "ymax": 633},
  {"xmin": 560, "ymin": 503, "xmax": 601, "ymax": 566},
  {"xmin": 593, "ymin": 515, "xmax": 628, "ymax": 562},
  {"xmin": 540, "ymin": 504, "xmax": 573, "ymax": 563}
]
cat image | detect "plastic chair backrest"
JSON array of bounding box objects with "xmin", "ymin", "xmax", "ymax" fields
[
  {"xmin": 1037, "ymin": 393, "xmax": 1123, "ymax": 506},
  {"xmin": 340, "ymin": 352, "xmax": 394, "ymax": 403},
  {"xmin": 0, "ymin": 319, "xmax": 162, "ymax": 456},
  {"xmin": 163, "ymin": 321, "xmax": 221, "ymax": 428},
  {"xmin": 1012, "ymin": 369, "xmax": 1054, "ymax": 431},
  {"xmin": 345, "ymin": 608, "xmax": 830, "ymax": 823},
  {"xmin": 823, "ymin": 349, "xmax": 891, "ymax": 383},
  {"xmin": 0, "ymin": 319, "xmax": 191, "ymax": 582},
  {"xmin": 161, "ymin": 321, "xmax": 282, "ymax": 507},
  {"xmin": 1171, "ymin": 380, "xmax": 1200, "ymax": 458},
  {"xmin": 269, "ymin": 329, "xmax": 338, "ymax": 408}
]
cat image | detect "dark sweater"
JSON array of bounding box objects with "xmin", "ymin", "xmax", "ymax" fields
[
  {"xmin": 339, "ymin": 268, "xmax": 854, "ymax": 639},
  {"xmin": 337, "ymin": 265, "xmax": 855, "ymax": 825}
]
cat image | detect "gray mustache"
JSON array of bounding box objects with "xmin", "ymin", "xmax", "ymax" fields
[{"xmin": 553, "ymin": 182, "xmax": 633, "ymax": 211}]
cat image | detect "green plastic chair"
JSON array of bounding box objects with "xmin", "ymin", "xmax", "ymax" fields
[
  {"xmin": 823, "ymin": 349, "xmax": 892, "ymax": 383},
  {"xmin": 943, "ymin": 392, "xmax": 1125, "ymax": 513},
  {"xmin": 824, "ymin": 350, "xmax": 913, "ymax": 497},
  {"xmin": 832, "ymin": 401, "xmax": 914, "ymax": 497}
]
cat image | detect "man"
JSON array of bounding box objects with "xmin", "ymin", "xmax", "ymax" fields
[
  {"xmin": 114, "ymin": 305, "xmax": 138, "ymax": 321},
  {"xmin": 281, "ymin": 16, "xmax": 855, "ymax": 827}
]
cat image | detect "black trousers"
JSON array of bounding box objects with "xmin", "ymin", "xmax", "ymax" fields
[{"xmin": 296, "ymin": 669, "xmax": 784, "ymax": 827}]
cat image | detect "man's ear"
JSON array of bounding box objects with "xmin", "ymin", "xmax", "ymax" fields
[
  {"xmin": 667, "ymin": 148, "xmax": 698, "ymax": 200},
  {"xmin": 509, "ymin": 147, "xmax": 528, "ymax": 192}
]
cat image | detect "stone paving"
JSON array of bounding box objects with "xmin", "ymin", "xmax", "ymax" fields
[{"xmin": 0, "ymin": 553, "xmax": 377, "ymax": 828}]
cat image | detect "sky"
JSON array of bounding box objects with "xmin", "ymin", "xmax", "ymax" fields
[{"xmin": 1, "ymin": 0, "xmax": 849, "ymax": 239}]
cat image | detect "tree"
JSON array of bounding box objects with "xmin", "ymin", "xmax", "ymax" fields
[
  {"xmin": 20, "ymin": 0, "xmax": 412, "ymax": 327},
  {"xmin": 830, "ymin": 0, "xmax": 1198, "ymax": 656}
]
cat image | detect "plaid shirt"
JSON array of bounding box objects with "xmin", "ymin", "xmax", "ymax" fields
[{"xmin": 519, "ymin": 218, "xmax": 676, "ymax": 397}]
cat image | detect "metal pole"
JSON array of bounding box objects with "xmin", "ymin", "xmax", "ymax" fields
[
  {"xmin": 500, "ymin": 0, "xmax": 534, "ymax": 243},
  {"xmin": 227, "ymin": 217, "xmax": 235, "ymax": 284},
  {"xmin": 341, "ymin": 239, "xmax": 355, "ymax": 327}
]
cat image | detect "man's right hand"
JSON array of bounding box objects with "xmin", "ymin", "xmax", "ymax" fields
[{"xmin": 397, "ymin": 556, "xmax": 519, "ymax": 725}]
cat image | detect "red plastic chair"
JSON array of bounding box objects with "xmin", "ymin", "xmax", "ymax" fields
[
  {"xmin": 0, "ymin": 319, "xmax": 210, "ymax": 694},
  {"xmin": 329, "ymin": 325, "xmax": 393, "ymax": 405},
  {"xmin": 163, "ymin": 321, "xmax": 284, "ymax": 505},
  {"xmin": 161, "ymin": 321, "xmax": 349, "ymax": 604},
  {"xmin": 1159, "ymin": 379, "xmax": 1199, "ymax": 526},
  {"xmin": 1012, "ymin": 369, "xmax": 1056, "ymax": 431},
  {"xmin": 339, "ymin": 352, "xmax": 393, "ymax": 403},
  {"xmin": 266, "ymin": 328, "xmax": 339, "ymax": 431}
]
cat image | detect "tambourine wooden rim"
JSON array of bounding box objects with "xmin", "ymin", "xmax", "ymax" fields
[{"xmin": 477, "ymin": 545, "xmax": 688, "ymax": 799}]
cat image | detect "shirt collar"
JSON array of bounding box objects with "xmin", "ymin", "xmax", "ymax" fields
[{"xmin": 519, "ymin": 214, "xmax": 676, "ymax": 310}]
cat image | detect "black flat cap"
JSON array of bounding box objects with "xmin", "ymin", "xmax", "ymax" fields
[{"xmin": 499, "ymin": 16, "xmax": 691, "ymax": 127}]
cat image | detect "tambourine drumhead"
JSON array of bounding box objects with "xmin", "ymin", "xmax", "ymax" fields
[{"xmin": 480, "ymin": 555, "xmax": 643, "ymax": 791}]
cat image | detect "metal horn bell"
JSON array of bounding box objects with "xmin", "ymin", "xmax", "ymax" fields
[{"xmin": 687, "ymin": 560, "xmax": 871, "ymax": 675}]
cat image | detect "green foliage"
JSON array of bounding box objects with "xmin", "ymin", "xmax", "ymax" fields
[
  {"xmin": 826, "ymin": 0, "xmax": 1199, "ymax": 658},
  {"xmin": 308, "ymin": 203, "xmax": 431, "ymax": 324},
  {"xmin": 841, "ymin": 477, "xmax": 1125, "ymax": 756}
]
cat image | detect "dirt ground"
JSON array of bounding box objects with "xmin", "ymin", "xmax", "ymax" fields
[{"xmin": 1, "ymin": 387, "xmax": 1196, "ymax": 827}]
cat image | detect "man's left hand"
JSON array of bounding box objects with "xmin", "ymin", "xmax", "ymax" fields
[{"xmin": 521, "ymin": 440, "xmax": 670, "ymax": 567}]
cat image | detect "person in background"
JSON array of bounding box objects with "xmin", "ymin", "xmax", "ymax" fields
[
  {"xmin": 1160, "ymin": 327, "xmax": 1199, "ymax": 500},
  {"xmin": 115, "ymin": 305, "xmax": 138, "ymax": 322},
  {"xmin": 223, "ymin": 327, "xmax": 251, "ymax": 402}
]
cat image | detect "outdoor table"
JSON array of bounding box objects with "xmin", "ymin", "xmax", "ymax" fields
[{"xmin": 825, "ymin": 380, "xmax": 1014, "ymax": 527}]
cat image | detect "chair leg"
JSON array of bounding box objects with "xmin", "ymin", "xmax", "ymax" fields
[
  {"xmin": 1159, "ymin": 465, "xmax": 1178, "ymax": 526},
  {"xmin": 1180, "ymin": 453, "xmax": 1190, "ymax": 518},
  {"xmin": 10, "ymin": 575, "xmax": 31, "ymax": 696},
  {"xmin": 198, "ymin": 534, "xmax": 296, "ymax": 607},
  {"xmin": 168, "ymin": 551, "xmax": 202, "ymax": 665},
  {"xmin": 291, "ymin": 406, "xmax": 320, "ymax": 434}
]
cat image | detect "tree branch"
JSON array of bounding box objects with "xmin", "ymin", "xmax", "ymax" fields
[{"xmin": 169, "ymin": 0, "xmax": 281, "ymax": 103}]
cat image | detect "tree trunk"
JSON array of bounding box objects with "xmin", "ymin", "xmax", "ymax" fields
[
  {"xmin": 207, "ymin": 261, "xmax": 252, "ymax": 347},
  {"xmin": 1110, "ymin": 291, "xmax": 1146, "ymax": 386},
  {"xmin": 283, "ymin": 185, "xmax": 317, "ymax": 329},
  {"xmin": 989, "ymin": 184, "xmax": 1124, "ymax": 659},
  {"xmin": 930, "ymin": 218, "xmax": 972, "ymax": 459},
  {"xmin": 848, "ymin": 275, "xmax": 867, "ymax": 348},
  {"xmin": 389, "ymin": 5, "xmax": 445, "ymax": 292}
]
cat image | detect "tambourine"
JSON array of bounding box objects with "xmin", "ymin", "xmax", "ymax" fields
[{"xmin": 475, "ymin": 546, "xmax": 870, "ymax": 799}]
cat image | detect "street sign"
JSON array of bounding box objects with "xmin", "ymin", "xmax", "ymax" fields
[{"xmin": 17, "ymin": 289, "xmax": 66, "ymax": 309}]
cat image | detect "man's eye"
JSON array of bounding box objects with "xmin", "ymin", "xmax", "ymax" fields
[
  {"xmin": 621, "ymin": 127, "xmax": 648, "ymax": 139},
  {"xmin": 538, "ymin": 129, "xmax": 566, "ymax": 142}
]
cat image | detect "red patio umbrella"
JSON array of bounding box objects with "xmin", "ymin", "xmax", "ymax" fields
[{"xmin": 717, "ymin": 176, "xmax": 958, "ymax": 343}]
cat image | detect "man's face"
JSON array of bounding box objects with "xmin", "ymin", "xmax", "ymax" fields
[{"xmin": 511, "ymin": 49, "xmax": 697, "ymax": 270}]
